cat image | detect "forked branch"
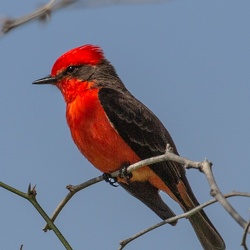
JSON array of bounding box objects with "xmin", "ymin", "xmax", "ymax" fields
[{"xmin": 43, "ymin": 147, "xmax": 250, "ymax": 250}]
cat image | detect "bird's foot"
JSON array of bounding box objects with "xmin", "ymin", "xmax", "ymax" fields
[
  {"xmin": 103, "ymin": 173, "xmax": 119, "ymax": 187},
  {"xmin": 119, "ymin": 163, "xmax": 133, "ymax": 181}
]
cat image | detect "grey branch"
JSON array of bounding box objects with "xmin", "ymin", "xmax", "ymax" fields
[
  {"xmin": 0, "ymin": 148, "xmax": 249, "ymax": 248},
  {"xmin": 200, "ymin": 160, "xmax": 250, "ymax": 233},
  {"xmin": 242, "ymin": 221, "xmax": 250, "ymax": 250},
  {"xmin": 0, "ymin": 182, "xmax": 73, "ymax": 249},
  {"xmin": 1, "ymin": 0, "xmax": 76, "ymax": 34},
  {"xmin": 43, "ymin": 149, "xmax": 250, "ymax": 250},
  {"xmin": 43, "ymin": 175, "xmax": 103, "ymax": 232},
  {"xmin": 1, "ymin": 0, "xmax": 167, "ymax": 35},
  {"xmin": 119, "ymin": 191, "xmax": 250, "ymax": 250}
]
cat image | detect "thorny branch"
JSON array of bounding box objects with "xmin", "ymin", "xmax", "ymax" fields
[
  {"xmin": 0, "ymin": 182, "xmax": 73, "ymax": 249},
  {"xmin": 0, "ymin": 147, "xmax": 249, "ymax": 249},
  {"xmin": 43, "ymin": 175, "xmax": 103, "ymax": 231},
  {"xmin": 41, "ymin": 147, "xmax": 250, "ymax": 249}
]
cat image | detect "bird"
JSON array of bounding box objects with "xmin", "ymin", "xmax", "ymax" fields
[{"xmin": 33, "ymin": 44, "xmax": 225, "ymax": 249}]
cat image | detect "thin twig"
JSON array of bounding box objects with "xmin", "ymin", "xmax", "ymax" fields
[
  {"xmin": 44, "ymin": 150, "xmax": 250, "ymax": 242},
  {"xmin": 241, "ymin": 220, "xmax": 250, "ymax": 250},
  {"xmin": 44, "ymin": 151, "xmax": 200, "ymax": 230},
  {"xmin": 1, "ymin": 148, "xmax": 250, "ymax": 249},
  {"xmin": 119, "ymin": 191, "xmax": 250, "ymax": 250},
  {"xmin": 200, "ymin": 160, "xmax": 250, "ymax": 233},
  {"xmin": 0, "ymin": 181, "xmax": 73, "ymax": 250},
  {"xmin": 111, "ymin": 150, "xmax": 201, "ymax": 178},
  {"xmin": 43, "ymin": 175, "xmax": 103, "ymax": 231},
  {"xmin": 1, "ymin": 0, "xmax": 164, "ymax": 35},
  {"xmin": 1, "ymin": 0, "xmax": 76, "ymax": 34}
]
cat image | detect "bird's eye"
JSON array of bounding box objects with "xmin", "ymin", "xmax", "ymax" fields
[{"xmin": 65, "ymin": 66, "xmax": 78, "ymax": 74}]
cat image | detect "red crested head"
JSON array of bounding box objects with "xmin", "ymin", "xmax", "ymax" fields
[
  {"xmin": 33, "ymin": 44, "xmax": 125, "ymax": 103},
  {"xmin": 51, "ymin": 44, "xmax": 104, "ymax": 76}
]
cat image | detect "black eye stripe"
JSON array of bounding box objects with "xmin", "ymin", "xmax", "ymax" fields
[{"xmin": 61, "ymin": 65, "xmax": 96, "ymax": 81}]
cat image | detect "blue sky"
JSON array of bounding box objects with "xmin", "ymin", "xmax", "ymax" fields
[{"xmin": 0, "ymin": 1, "xmax": 249, "ymax": 249}]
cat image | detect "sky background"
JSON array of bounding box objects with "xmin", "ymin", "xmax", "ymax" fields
[{"xmin": 0, "ymin": 1, "xmax": 250, "ymax": 249}]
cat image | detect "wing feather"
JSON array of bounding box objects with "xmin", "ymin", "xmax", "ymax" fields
[{"xmin": 98, "ymin": 88, "xmax": 187, "ymax": 192}]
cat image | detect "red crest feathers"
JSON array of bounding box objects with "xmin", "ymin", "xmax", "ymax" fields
[{"xmin": 51, "ymin": 45, "xmax": 104, "ymax": 76}]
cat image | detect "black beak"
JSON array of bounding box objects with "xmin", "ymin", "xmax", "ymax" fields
[{"xmin": 32, "ymin": 75, "xmax": 57, "ymax": 85}]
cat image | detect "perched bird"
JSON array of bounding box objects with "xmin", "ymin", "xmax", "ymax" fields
[{"xmin": 33, "ymin": 44, "xmax": 225, "ymax": 249}]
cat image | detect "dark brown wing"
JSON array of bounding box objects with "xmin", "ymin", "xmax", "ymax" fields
[
  {"xmin": 98, "ymin": 87, "xmax": 194, "ymax": 206},
  {"xmin": 98, "ymin": 87, "xmax": 226, "ymax": 249}
]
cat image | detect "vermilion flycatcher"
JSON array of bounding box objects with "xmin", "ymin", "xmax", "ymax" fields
[{"xmin": 33, "ymin": 44, "xmax": 225, "ymax": 250}]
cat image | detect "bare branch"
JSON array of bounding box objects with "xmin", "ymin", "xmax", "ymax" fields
[
  {"xmin": 242, "ymin": 221, "xmax": 250, "ymax": 250},
  {"xmin": 43, "ymin": 150, "xmax": 250, "ymax": 245},
  {"xmin": 43, "ymin": 175, "xmax": 103, "ymax": 231},
  {"xmin": 0, "ymin": 0, "xmax": 168, "ymax": 35},
  {"xmin": 44, "ymin": 151, "xmax": 200, "ymax": 230},
  {"xmin": 111, "ymin": 150, "xmax": 201, "ymax": 178},
  {"xmin": 0, "ymin": 181, "xmax": 73, "ymax": 250},
  {"xmin": 199, "ymin": 160, "xmax": 250, "ymax": 233},
  {"xmin": 1, "ymin": 0, "xmax": 76, "ymax": 34},
  {"xmin": 1, "ymin": 148, "xmax": 250, "ymax": 248},
  {"xmin": 119, "ymin": 191, "xmax": 250, "ymax": 250}
]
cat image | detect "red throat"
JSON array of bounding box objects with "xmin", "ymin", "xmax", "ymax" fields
[
  {"xmin": 66, "ymin": 88, "xmax": 141, "ymax": 174},
  {"xmin": 56, "ymin": 78, "xmax": 94, "ymax": 104}
]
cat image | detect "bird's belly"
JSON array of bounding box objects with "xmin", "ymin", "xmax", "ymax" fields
[
  {"xmin": 66, "ymin": 90, "xmax": 143, "ymax": 175},
  {"xmin": 72, "ymin": 119, "xmax": 141, "ymax": 174}
]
